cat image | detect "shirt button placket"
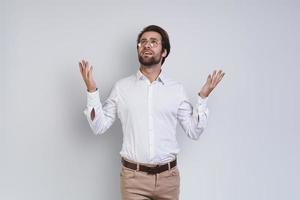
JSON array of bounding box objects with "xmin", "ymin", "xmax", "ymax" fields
[{"xmin": 148, "ymin": 83, "xmax": 154, "ymax": 159}]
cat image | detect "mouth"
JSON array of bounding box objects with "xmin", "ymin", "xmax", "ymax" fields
[{"xmin": 142, "ymin": 50, "xmax": 153, "ymax": 56}]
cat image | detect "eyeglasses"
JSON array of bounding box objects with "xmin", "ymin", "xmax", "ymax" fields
[{"xmin": 137, "ymin": 39, "xmax": 161, "ymax": 48}]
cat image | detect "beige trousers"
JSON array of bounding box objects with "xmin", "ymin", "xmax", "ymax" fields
[{"xmin": 120, "ymin": 164, "xmax": 180, "ymax": 200}]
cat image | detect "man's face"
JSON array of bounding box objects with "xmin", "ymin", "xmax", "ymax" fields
[{"xmin": 137, "ymin": 31, "xmax": 167, "ymax": 67}]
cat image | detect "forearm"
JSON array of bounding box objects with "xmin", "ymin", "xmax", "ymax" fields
[
  {"xmin": 84, "ymin": 105, "xmax": 111, "ymax": 135},
  {"xmin": 178, "ymin": 95, "xmax": 209, "ymax": 140},
  {"xmin": 84, "ymin": 87, "xmax": 118, "ymax": 135}
]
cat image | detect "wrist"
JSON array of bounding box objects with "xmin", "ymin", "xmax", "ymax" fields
[
  {"xmin": 198, "ymin": 91, "xmax": 208, "ymax": 98},
  {"xmin": 87, "ymin": 87, "xmax": 97, "ymax": 93},
  {"xmin": 87, "ymin": 82, "xmax": 97, "ymax": 92}
]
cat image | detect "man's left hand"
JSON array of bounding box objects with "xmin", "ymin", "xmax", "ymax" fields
[{"xmin": 198, "ymin": 70, "xmax": 225, "ymax": 98}]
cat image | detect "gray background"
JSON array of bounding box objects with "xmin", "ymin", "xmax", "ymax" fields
[{"xmin": 1, "ymin": 0, "xmax": 299, "ymax": 199}]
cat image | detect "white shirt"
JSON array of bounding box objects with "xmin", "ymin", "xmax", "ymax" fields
[{"xmin": 84, "ymin": 69, "xmax": 209, "ymax": 164}]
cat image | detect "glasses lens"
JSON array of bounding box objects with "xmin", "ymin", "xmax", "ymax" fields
[
  {"xmin": 150, "ymin": 40, "xmax": 158, "ymax": 48},
  {"xmin": 138, "ymin": 39, "xmax": 159, "ymax": 48}
]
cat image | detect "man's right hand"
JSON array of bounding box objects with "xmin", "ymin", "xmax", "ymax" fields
[{"xmin": 79, "ymin": 59, "xmax": 97, "ymax": 92}]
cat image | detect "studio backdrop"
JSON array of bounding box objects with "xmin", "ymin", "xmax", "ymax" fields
[{"xmin": 1, "ymin": 0, "xmax": 299, "ymax": 200}]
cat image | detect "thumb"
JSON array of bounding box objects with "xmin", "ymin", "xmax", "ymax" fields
[{"xmin": 207, "ymin": 74, "xmax": 212, "ymax": 84}]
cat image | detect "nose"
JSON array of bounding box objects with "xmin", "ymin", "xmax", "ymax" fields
[{"xmin": 144, "ymin": 41, "xmax": 151, "ymax": 49}]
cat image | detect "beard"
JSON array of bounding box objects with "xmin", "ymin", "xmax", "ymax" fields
[{"xmin": 138, "ymin": 53, "xmax": 162, "ymax": 67}]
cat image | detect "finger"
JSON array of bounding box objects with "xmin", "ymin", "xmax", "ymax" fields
[
  {"xmin": 83, "ymin": 60, "xmax": 89, "ymax": 79},
  {"xmin": 86, "ymin": 61, "xmax": 91, "ymax": 73},
  {"xmin": 214, "ymin": 70, "xmax": 223, "ymax": 84},
  {"xmin": 211, "ymin": 70, "xmax": 218, "ymax": 85},
  {"xmin": 80, "ymin": 60, "xmax": 87, "ymax": 77},
  {"xmin": 216, "ymin": 72, "xmax": 225, "ymax": 84},
  {"xmin": 214, "ymin": 72, "xmax": 225, "ymax": 87},
  {"xmin": 84, "ymin": 61, "xmax": 89, "ymax": 78},
  {"xmin": 212, "ymin": 70, "xmax": 216, "ymax": 78},
  {"xmin": 206, "ymin": 74, "xmax": 212, "ymax": 84},
  {"xmin": 82, "ymin": 59, "xmax": 87, "ymax": 68},
  {"xmin": 79, "ymin": 62, "xmax": 84, "ymax": 75},
  {"xmin": 88, "ymin": 65, "xmax": 93, "ymax": 79},
  {"xmin": 80, "ymin": 59, "xmax": 85, "ymax": 70},
  {"xmin": 80, "ymin": 61, "xmax": 87, "ymax": 77},
  {"xmin": 215, "ymin": 69, "xmax": 222, "ymax": 79}
]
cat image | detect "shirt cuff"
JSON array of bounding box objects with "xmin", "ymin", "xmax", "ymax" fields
[
  {"xmin": 87, "ymin": 89, "xmax": 101, "ymax": 108},
  {"xmin": 197, "ymin": 95, "xmax": 208, "ymax": 113}
]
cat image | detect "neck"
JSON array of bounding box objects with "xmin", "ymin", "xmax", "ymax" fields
[{"xmin": 139, "ymin": 64, "xmax": 162, "ymax": 83}]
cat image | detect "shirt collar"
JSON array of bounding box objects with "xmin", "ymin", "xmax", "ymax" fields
[{"xmin": 136, "ymin": 69, "xmax": 166, "ymax": 85}]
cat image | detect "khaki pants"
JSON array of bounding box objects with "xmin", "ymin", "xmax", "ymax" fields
[{"xmin": 120, "ymin": 165, "xmax": 180, "ymax": 200}]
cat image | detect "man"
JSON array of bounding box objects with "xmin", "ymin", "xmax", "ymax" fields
[{"xmin": 79, "ymin": 25, "xmax": 225, "ymax": 200}]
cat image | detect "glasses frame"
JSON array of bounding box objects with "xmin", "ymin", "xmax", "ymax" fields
[{"xmin": 137, "ymin": 39, "xmax": 161, "ymax": 48}]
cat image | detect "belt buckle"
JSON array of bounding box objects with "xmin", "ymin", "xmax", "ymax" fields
[{"xmin": 147, "ymin": 165, "xmax": 160, "ymax": 175}]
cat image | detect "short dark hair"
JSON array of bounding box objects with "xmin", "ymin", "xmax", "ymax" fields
[{"xmin": 137, "ymin": 25, "xmax": 171, "ymax": 65}]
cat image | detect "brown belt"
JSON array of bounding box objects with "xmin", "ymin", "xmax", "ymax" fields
[{"xmin": 121, "ymin": 158, "xmax": 177, "ymax": 175}]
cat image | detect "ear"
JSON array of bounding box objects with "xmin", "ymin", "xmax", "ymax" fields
[{"xmin": 162, "ymin": 49, "xmax": 167, "ymax": 58}]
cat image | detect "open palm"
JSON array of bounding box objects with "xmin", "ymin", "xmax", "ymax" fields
[{"xmin": 199, "ymin": 70, "xmax": 225, "ymax": 98}]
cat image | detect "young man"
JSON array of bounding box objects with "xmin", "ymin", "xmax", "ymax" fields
[{"xmin": 79, "ymin": 25, "xmax": 225, "ymax": 200}]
